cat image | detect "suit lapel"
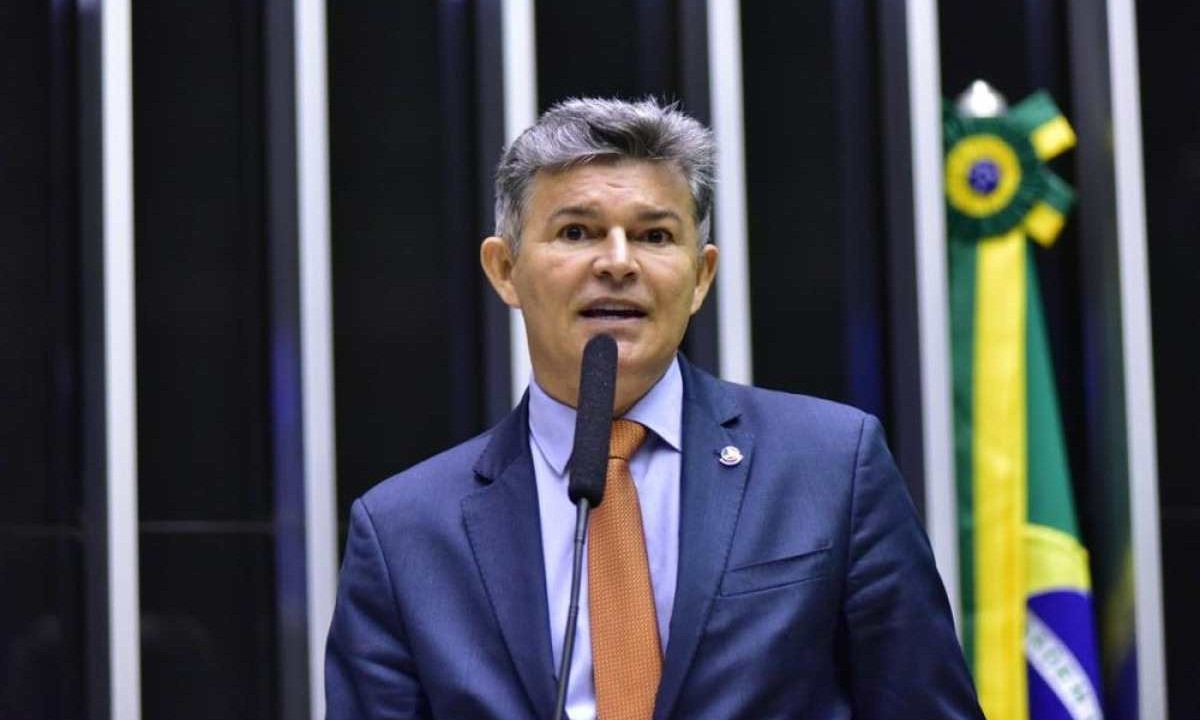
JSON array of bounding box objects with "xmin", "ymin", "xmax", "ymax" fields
[
  {"xmin": 462, "ymin": 398, "xmax": 557, "ymax": 720},
  {"xmin": 655, "ymin": 360, "xmax": 753, "ymax": 720}
]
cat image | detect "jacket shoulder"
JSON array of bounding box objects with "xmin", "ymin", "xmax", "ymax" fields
[
  {"xmin": 693, "ymin": 362, "xmax": 873, "ymax": 438},
  {"xmin": 734, "ymin": 383, "xmax": 868, "ymax": 428},
  {"xmin": 738, "ymin": 386, "xmax": 878, "ymax": 467},
  {"xmin": 681, "ymin": 357, "xmax": 877, "ymax": 455},
  {"xmin": 357, "ymin": 428, "xmax": 494, "ymax": 518}
]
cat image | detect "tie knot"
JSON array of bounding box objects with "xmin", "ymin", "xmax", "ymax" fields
[{"xmin": 609, "ymin": 419, "xmax": 647, "ymax": 461}]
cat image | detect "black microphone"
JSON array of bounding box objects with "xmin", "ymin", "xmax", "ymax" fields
[
  {"xmin": 553, "ymin": 334, "xmax": 617, "ymax": 720},
  {"xmin": 568, "ymin": 334, "xmax": 618, "ymax": 507}
]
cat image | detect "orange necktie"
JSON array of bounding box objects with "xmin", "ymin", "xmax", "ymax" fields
[{"xmin": 588, "ymin": 419, "xmax": 660, "ymax": 720}]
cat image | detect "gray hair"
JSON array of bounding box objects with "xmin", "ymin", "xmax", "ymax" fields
[{"xmin": 493, "ymin": 97, "xmax": 715, "ymax": 252}]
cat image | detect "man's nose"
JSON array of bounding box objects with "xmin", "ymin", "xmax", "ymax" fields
[{"xmin": 594, "ymin": 228, "xmax": 637, "ymax": 280}]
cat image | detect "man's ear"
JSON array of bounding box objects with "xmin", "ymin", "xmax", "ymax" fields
[
  {"xmin": 690, "ymin": 243, "xmax": 719, "ymax": 314},
  {"xmin": 480, "ymin": 236, "xmax": 521, "ymax": 308}
]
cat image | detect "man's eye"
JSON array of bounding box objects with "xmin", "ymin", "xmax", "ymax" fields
[
  {"xmin": 644, "ymin": 229, "xmax": 672, "ymax": 244},
  {"xmin": 560, "ymin": 224, "xmax": 588, "ymax": 241}
]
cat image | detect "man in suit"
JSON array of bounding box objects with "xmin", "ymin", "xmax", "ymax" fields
[{"xmin": 325, "ymin": 98, "xmax": 984, "ymax": 719}]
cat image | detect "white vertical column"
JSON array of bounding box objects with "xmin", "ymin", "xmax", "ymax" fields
[
  {"xmin": 904, "ymin": 0, "xmax": 961, "ymax": 623},
  {"xmin": 294, "ymin": 1, "xmax": 339, "ymax": 718},
  {"xmin": 1105, "ymin": 2, "xmax": 1167, "ymax": 716},
  {"xmin": 706, "ymin": 0, "xmax": 753, "ymax": 385},
  {"xmin": 100, "ymin": 0, "xmax": 142, "ymax": 717},
  {"xmin": 501, "ymin": 0, "xmax": 537, "ymax": 405}
]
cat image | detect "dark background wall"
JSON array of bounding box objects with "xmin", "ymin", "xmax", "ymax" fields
[
  {"xmin": 132, "ymin": 1, "xmax": 278, "ymax": 717},
  {"xmin": 1, "ymin": 1, "xmax": 1196, "ymax": 718},
  {"xmin": 1138, "ymin": 3, "xmax": 1200, "ymax": 715},
  {"xmin": 0, "ymin": 3, "xmax": 86, "ymax": 718},
  {"xmin": 327, "ymin": 0, "xmax": 481, "ymax": 543}
]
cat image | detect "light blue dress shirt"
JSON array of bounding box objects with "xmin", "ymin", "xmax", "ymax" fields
[{"xmin": 528, "ymin": 356, "xmax": 683, "ymax": 720}]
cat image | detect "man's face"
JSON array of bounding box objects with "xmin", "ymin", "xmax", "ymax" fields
[{"xmin": 481, "ymin": 159, "xmax": 718, "ymax": 411}]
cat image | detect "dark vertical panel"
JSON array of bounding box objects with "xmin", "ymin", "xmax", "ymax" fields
[
  {"xmin": 535, "ymin": 0, "xmax": 684, "ymax": 108},
  {"xmin": 47, "ymin": 0, "xmax": 83, "ymax": 530},
  {"xmin": 328, "ymin": 2, "xmax": 463, "ymax": 527},
  {"xmin": 138, "ymin": 533, "xmax": 276, "ymax": 719},
  {"xmin": 633, "ymin": 0, "xmax": 676, "ymax": 97},
  {"xmin": 536, "ymin": 0, "xmax": 641, "ymax": 107},
  {"xmin": 475, "ymin": 0, "xmax": 512, "ymax": 426},
  {"xmin": 939, "ymin": 1, "xmax": 1031, "ymax": 99},
  {"xmin": 1023, "ymin": 0, "xmax": 1065, "ymax": 91},
  {"xmin": 833, "ymin": 0, "xmax": 887, "ymax": 423},
  {"xmin": 76, "ymin": 0, "xmax": 111, "ymax": 714},
  {"xmin": 1067, "ymin": 5, "xmax": 1137, "ymax": 716},
  {"xmin": 675, "ymin": 0, "xmax": 718, "ymax": 374},
  {"xmin": 741, "ymin": 0, "xmax": 896, "ymax": 491},
  {"xmin": 0, "ymin": 3, "xmax": 73, "ymax": 525},
  {"xmin": 1138, "ymin": 2, "xmax": 1200, "ymax": 713},
  {"xmin": 49, "ymin": 1, "xmax": 85, "ymax": 714},
  {"xmin": 264, "ymin": 0, "xmax": 308, "ymax": 717},
  {"xmin": 876, "ymin": 0, "xmax": 925, "ymax": 496},
  {"xmin": 535, "ymin": 0, "xmax": 688, "ymax": 108},
  {"xmin": 132, "ymin": 0, "xmax": 278, "ymax": 716},
  {"xmin": 439, "ymin": 0, "xmax": 485, "ymax": 442},
  {"xmin": 0, "ymin": 2, "xmax": 87, "ymax": 717},
  {"xmin": 0, "ymin": 536, "xmax": 84, "ymax": 719},
  {"xmin": 675, "ymin": 0, "xmax": 710, "ymax": 125},
  {"xmin": 740, "ymin": 3, "xmax": 845, "ymax": 400},
  {"xmin": 133, "ymin": 0, "xmax": 272, "ymax": 524}
]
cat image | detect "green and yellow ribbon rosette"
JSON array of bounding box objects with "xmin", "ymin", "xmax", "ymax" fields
[
  {"xmin": 943, "ymin": 90, "xmax": 1076, "ymax": 246},
  {"xmin": 945, "ymin": 90, "xmax": 1105, "ymax": 720}
]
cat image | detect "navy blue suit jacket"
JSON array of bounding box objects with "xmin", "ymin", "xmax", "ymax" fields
[{"xmin": 326, "ymin": 359, "xmax": 984, "ymax": 719}]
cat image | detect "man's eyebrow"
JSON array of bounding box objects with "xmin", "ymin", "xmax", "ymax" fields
[
  {"xmin": 636, "ymin": 208, "xmax": 683, "ymax": 224},
  {"xmin": 546, "ymin": 205, "xmax": 685, "ymax": 223},
  {"xmin": 548, "ymin": 205, "xmax": 601, "ymax": 221}
]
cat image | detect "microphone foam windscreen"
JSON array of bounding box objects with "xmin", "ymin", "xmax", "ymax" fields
[{"xmin": 568, "ymin": 334, "xmax": 617, "ymax": 507}]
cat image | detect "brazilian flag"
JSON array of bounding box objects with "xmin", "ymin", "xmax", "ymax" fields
[{"xmin": 945, "ymin": 91, "xmax": 1105, "ymax": 720}]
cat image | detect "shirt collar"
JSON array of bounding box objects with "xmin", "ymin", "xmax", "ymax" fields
[{"xmin": 528, "ymin": 356, "xmax": 683, "ymax": 475}]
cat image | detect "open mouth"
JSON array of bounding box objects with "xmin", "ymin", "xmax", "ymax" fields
[{"xmin": 580, "ymin": 306, "xmax": 647, "ymax": 320}]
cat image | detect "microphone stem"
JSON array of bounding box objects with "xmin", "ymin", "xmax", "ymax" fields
[{"xmin": 553, "ymin": 500, "xmax": 591, "ymax": 720}]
